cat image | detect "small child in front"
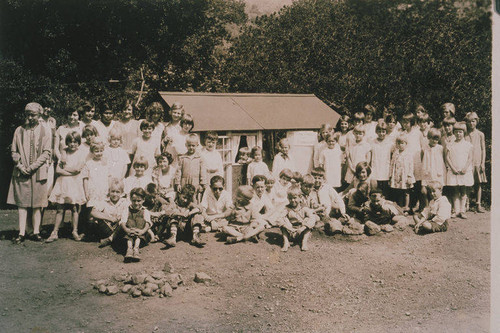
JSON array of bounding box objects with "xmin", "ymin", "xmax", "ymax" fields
[
  {"xmin": 222, "ymin": 185, "xmax": 266, "ymax": 244},
  {"xmin": 361, "ymin": 188, "xmax": 407, "ymax": 230},
  {"xmin": 174, "ymin": 133, "xmax": 207, "ymax": 199},
  {"xmin": 121, "ymin": 187, "xmax": 151, "ymax": 262},
  {"xmin": 414, "ymin": 181, "xmax": 451, "ymax": 234},
  {"xmin": 163, "ymin": 184, "xmax": 205, "ymax": 247},
  {"xmin": 279, "ymin": 186, "xmax": 319, "ymax": 252}
]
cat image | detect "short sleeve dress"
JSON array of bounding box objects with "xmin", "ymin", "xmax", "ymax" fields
[{"xmin": 48, "ymin": 148, "xmax": 87, "ymax": 205}]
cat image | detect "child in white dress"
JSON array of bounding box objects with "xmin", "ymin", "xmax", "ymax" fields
[
  {"xmin": 345, "ymin": 125, "xmax": 371, "ymax": 184},
  {"xmin": 82, "ymin": 138, "xmax": 110, "ymax": 208},
  {"xmin": 54, "ymin": 110, "xmax": 84, "ymax": 162},
  {"xmin": 114, "ymin": 101, "xmax": 140, "ymax": 154},
  {"xmin": 151, "ymin": 152, "xmax": 176, "ymax": 201},
  {"xmin": 124, "ymin": 157, "xmax": 153, "ymax": 196},
  {"xmin": 370, "ymin": 122, "xmax": 393, "ymax": 197},
  {"xmin": 420, "ymin": 128, "xmax": 445, "ymax": 210},
  {"xmin": 47, "ymin": 132, "xmax": 87, "ymax": 242},
  {"xmin": 313, "ymin": 123, "xmax": 333, "ymax": 169},
  {"xmin": 445, "ymin": 122, "xmax": 473, "ymax": 219},
  {"xmin": 104, "ymin": 127, "xmax": 130, "ymax": 179},
  {"xmin": 272, "ymin": 138, "xmax": 295, "ymax": 179},
  {"xmin": 130, "ymin": 120, "xmax": 160, "ymax": 176},
  {"xmin": 201, "ymin": 131, "xmax": 224, "ymax": 181},
  {"xmin": 247, "ymin": 146, "xmax": 270, "ymax": 184},
  {"xmin": 465, "ymin": 112, "xmax": 487, "ymax": 213},
  {"xmin": 318, "ymin": 132, "xmax": 342, "ymax": 189}
]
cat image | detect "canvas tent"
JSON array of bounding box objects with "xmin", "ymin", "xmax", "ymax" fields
[{"xmin": 158, "ymin": 92, "xmax": 340, "ymax": 192}]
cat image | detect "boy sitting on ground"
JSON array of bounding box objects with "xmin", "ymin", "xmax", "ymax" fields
[
  {"xmin": 251, "ymin": 175, "xmax": 284, "ymax": 228},
  {"xmin": 200, "ymin": 175, "xmax": 233, "ymax": 232},
  {"xmin": 222, "ymin": 185, "xmax": 267, "ymax": 244},
  {"xmin": 279, "ymin": 186, "xmax": 320, "ymax": 252},
  {"xmin": 413, "ymin": 181, "xmax": 451, "ymax": 234},
  {"xmin": 361, "ymin": 188, "xmax": 407, "ymax": 234},
  {"xmin": 163, "ymin": 184, "xmax": 205, "ymax": 247}
]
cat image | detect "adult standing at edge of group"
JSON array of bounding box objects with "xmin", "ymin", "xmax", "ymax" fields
[{"xmin": 7, "ymin": 102, "xmax": 52, "ymax": 244}]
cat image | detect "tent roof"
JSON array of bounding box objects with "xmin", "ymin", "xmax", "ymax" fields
[{"xmin": 158, "ymin": 92, "xmax": 340, "ymax": 132}]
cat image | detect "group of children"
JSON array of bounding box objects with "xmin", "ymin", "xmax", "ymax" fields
[{"xmin": 11, "ymin": 99, "xmax": 487, "ymax": 260}]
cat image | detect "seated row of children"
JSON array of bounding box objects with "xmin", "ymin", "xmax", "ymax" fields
[{"xmin": 86, "ymin": 158, "xmax": 450, "ymax": 261}]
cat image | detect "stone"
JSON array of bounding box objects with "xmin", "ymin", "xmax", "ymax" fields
[
  {"xmin": 132, "ymin": 288, "xmax": 142, "ymax": 298},
  {"xmin": 157, "ymin": 280, "xmax": 165, "ymax": 288},
  {"xmin": 98, "ymin": 285, "xmax": 107, "ymax": 294},
  {"xmin": 95, "ymin": 280, "xmax": 107, "ymax": 289},
  {"xmin": 146, "ymin": 283, "xmax": 159, "ymax": 291},
  {"xmin": 142, "ymin": 287, "xmax": 154, "ymax": 296},
  {"xmin": 131, "ymin": 274, "xmax": 147, "ymax": 285},
  {"xmin": 145, "ymin": 276, "xmax": 156, "ymax": 284},
  {"xmin": 342, "ymin": 220, "xmax": 365, "ymax": 235},
  {"xmin": 160, "ymin": 283, "xmax": 173, "ymax": 297},
  {"xmin": 324, "ymin": 219, "xmax": 343, "ymax": 235},
  {"xmin": 113, "ymin": 273, "xmax": 129, "ymax": 282},
  {"xmin": 106, "ymin": 285, "xmax": 119, "ymax": 295},
  {"xmin": 163, "ymin": 262, "xmax": 175, "ymax": 273},
  {"xmin": 364, "ymin": 221, "xmax": 381, "ymax": 236},
  {"xmin": 165, "ymin": 273, "xmax": 183, "ymax": 288},
  {"xmin": 121, "ymin": 284, "xmax": 133, "ymax": 293},
  {"xmin": 380, "ymin": 224, "xmax": 394, "ymax": 233},
  {"xmin": 194, "ymin": 272, "xmax": 212, "ymax": 283},
  {"xmin": 151, "ymin": 271, "xmax": 165, "ymax": 280}
]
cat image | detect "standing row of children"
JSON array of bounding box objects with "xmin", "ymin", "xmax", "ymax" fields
[{"xmin": 9, "ymin": 99, "xmax": 486, "ymax": 258}]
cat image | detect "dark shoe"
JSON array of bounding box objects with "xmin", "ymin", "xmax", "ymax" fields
[
  {"xmin": 31, "ymin": 234, "xmax": 43, "ymax": 242},
  {"xmin": 163, "ymin": 235, "xmax": 176, "ymax": 247},
  {"xmin": 191, "ymin": 234, "xmax": 205, "ymax": 246},
  {"xmin": 13, "ymin": 235, "xmax": 25, "ymax": 244}
]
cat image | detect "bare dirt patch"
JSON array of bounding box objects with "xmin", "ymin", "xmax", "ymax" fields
[{"xmin": 0, "ymin": 209, "xmax": 489, "ymax": 332}]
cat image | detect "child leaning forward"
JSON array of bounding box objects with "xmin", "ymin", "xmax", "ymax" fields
[
  {"xmin": 278, "ymin": 186, "xmax": 319, "ymax": 252},
  {"xmin": 413, "ymin": 181, "xmax": 451, "ymax": 234},
  {"xmin": 223, "ymin": 185, "xmax": 267, "ymax": 244}
]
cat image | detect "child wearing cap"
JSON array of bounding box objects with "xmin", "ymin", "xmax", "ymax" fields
[
  {"xmin": 222, "ymin": 185, "xmax": 266, "ymax": 244},
  {"xmin": 465, "ymin": 112, "xmax": 487, "ymax": 213},
  {"xmin": 445, "ymin": 122, "xmax": 473, "ymax": 218},
  {"xmin": 279, "ymin": 186, "xmax": 319, "ymax": 252},
  {"xmin": 414, "ymin": 181, "xmax": 451, "ymax": 234}
]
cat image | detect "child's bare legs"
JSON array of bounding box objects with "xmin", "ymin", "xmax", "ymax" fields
[
  {"xmin": 451, "ymin": 187, "xmax": 459, "ymax": 217},
  {"xmin": 281, "ymin": 228, "xmax": 291, "ymax": 252},
  {"xmin": 147, "ymin": 229, "xmax": 157, "ymax": 242},
  {"xmin": 222, "ymin": 225, "xmax": 244, "ymax": 243},
  {"xmin": 241, "ymin": 222, "xmax": 265, "ymax": 241},
  {"xmin": 191, "ymin": 215, "xmax": 205, "ymax": 245},
  {"xmin": 403, "ymin": 190, "xmax": 410, "ymax": 213},
  {"xmin": 71, "ymin": 205, "xmax": 82, "ymax": 241},
  {"xmin": 420, "ymin": 186, "xmax": 429, "ymax": 213},
  {"xmin": 133, "ymin": 237, "xmax": 141, "ymax": 259},
  {"xmin": 125, "ymin": 239, "xmax": 134, "ymax": 259},
  {"xmin": 17, "ymin": 207, "xmax": 28, "ymax": 237},
  {"xmin": 46, "ymin": 204, "xmax": 65, "ymax": 242},
  {"xmin": 458, "ymin": 186, "xmax": 468, "ymax": 219},
  {"xmin": 301, "ymin": 229, "xmax": 312, "ymax": 251},
  {"xmin": 164, "ymin": 224, "xmax": 178, "ymax": 247},
  {"xmin": 474, "ymin": 183, "xmax": 484, "ymax": 212}
]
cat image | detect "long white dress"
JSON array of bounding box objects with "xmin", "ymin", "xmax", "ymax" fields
[{"xmin": 319, "ymin": 145, "xmax": 342, "ymax": 188}]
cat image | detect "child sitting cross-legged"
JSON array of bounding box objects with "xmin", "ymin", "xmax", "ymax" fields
[
  {"xmin": 92, "ymin": 179, "xmax": 129, "ymax": 247},
  {"xmin": 121, "ymin": 187, "xmax": 152, "ymax": 262},
  {"xmin": 279, "ymin": 185, "xmax": 320, "ymax": 252},
  {"xmin": 163, "ymin": 184, "xmax": 205, "ymax": 247},
  {"xmin": 200, "ymin": 175, "xmax": 233, "ymax": 232},
  {"xmin": 222, "ymin": 185, "xmax": 267, "ymax": 244},
  {"xmin": 413, "ymin": 181, "xmax": 451, "ymax": 234},
  {"xmin": 251, "ymin": 175, "xmax": 283, "ymax": 228},
  {"xmin": 360, "ymin": 188, "xmax": 408, "ymax": 234}
]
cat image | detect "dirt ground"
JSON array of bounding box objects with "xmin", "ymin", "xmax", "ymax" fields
[{"xmin": 0, "ymin": 209, "xmax": 490, "ymax": 333}]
